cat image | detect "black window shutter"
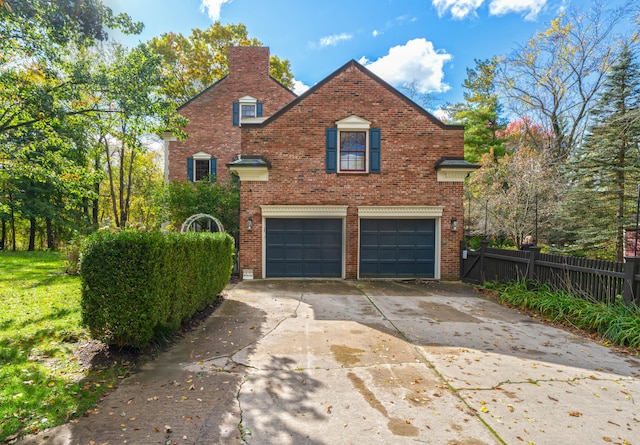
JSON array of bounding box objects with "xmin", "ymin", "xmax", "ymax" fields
[
  {"xmin": 187, "ymin": 157, "xmax": 194, "ymax": 181},
  {"xmin": 369, "ymin": 128, "xmax": 381, "ymax": 173},
  {"xmin": 232, "ymin": 102, "xmax": 239, "ymax": 126},
  {"xmin": 326, "ymin": 128, "xmax": 337, "ymax": 173}
]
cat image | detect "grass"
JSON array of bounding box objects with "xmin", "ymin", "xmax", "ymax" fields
[
  {"xmin": 0, "ymin": 251, "xmax": 128, "ymax": 442},
  {"xmin": 486, "ymin": 281, "xmax": 640, "ymax": 350}
]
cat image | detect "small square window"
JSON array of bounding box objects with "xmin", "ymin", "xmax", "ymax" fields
[
  {"xmin": 340, "ymin": 131, "xmax": 366, "ymax": 172},
  {"xmin": 241, "ymin": 104, "xmax": 256, "ymax": 118}
]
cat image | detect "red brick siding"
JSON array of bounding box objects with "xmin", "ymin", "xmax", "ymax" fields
[
  {"xmin": 239, "ymin": 63, "xmax": 465, "ymax": 280},
  {"xmin": 167, "ymin": 47, "xmax": 296, "ymax": 183}
]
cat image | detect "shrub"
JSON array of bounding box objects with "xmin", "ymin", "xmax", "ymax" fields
[{"xmin": 80, "ymin": 229, "xmax": 234, "ymax": 348}]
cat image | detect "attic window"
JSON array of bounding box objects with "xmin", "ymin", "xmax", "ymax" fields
[
  {"xmin": 233, "ymin": 96, "xmax": 263, "ymax": 126},
  {"xmin": 241, "ymin": 104, "xmax": 256, "ymax": 118}
]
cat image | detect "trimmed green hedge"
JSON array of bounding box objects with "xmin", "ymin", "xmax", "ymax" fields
[{"xmin": 80, "ymin": 230, "xmax": 234, "ymax": 348}]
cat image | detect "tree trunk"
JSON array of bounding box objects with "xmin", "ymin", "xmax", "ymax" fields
[
  {"xmin": 0, "ymin": 218, "xmax": 5, "ymax": 250},
  {"xmin": 46, "ymin": 217, "xmax": 55, "ymax": 250},
  {"xmin": 28, "ymin": 217, "xmax": 36, "ymax": 251}
]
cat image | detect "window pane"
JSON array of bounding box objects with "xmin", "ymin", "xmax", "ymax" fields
[
  {"xmin": 195, "ymin": 159, "xmax": 210, "ymax": 181},
  {"xmin": 339, "ymin": 131, "xmax": 366, "ymax": 171},
  {"xmin": 241, "ymin": 104, "xmax": 256, "ymax": 118}
]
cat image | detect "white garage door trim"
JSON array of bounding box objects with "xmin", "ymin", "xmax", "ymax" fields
[{"xmin": 357, "ymin": 206, "xmax": 443, "ymax": 280}]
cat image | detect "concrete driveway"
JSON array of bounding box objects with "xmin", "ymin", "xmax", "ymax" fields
[{"xmin": 18, "ymin": 280, "xmax": 640, "ymax": 445}]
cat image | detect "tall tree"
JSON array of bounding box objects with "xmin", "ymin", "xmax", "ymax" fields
[
  {"xmin": 563, "ymin": 43, "xmax": 640, "ymax": 261},
  {"xmin": 446, "ymin": 58, "xmax": 507, "ymax": 163},
  {"xmin": 148, "ymin": 22, "xmax": 295, "ymax": 104},
  {"xmin": 497, "ymin": 2, "xmax": 635, "ymax": 160},
  {"xmin": 91, "ymin": 43, "xmax": 186, "ymax": 228},
  {"xmin": 467, "ymin": 146, "xmax": 561, "ymax": 246}
]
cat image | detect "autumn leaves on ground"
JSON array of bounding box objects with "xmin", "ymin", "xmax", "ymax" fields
[{"xmin": 0, "ymin": 252, "xmax": 131, "ymax": 442}]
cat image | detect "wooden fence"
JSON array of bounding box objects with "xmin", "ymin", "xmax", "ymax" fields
[{"xmin": 461, "ymin": 240, "xmax": 640, "ymax": 304}]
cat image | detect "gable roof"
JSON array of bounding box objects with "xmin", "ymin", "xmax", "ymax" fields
[
  {"xmin": 252, "ymin": 59, "xmax": 463, "ymax": 130},
  {"xmin": 177, "ymin": 74, "xmax": 296, "ymax": 111}
]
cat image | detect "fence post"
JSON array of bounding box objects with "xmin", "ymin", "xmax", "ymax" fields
[
  {"xmin": 459, "ymin": 239, "xmax": 466, "ymax": 280},
  {"xmin": 528, "ymin": 246, "xmax": 540, "ymax": 281},
  {"xmin": 623, "ymin": 256, "xmax": 640, "ymax": 303},
  {"xmin": 480, "ymin": 239, "xmax": 488, "ymax": 282}
]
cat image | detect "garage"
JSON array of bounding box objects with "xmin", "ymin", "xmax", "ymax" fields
[
  {"xmin": 360, "ymin": 219, "xmax": 436, "ymax": 278},
  {"xmin": 265, "ymin": 218, "xmax": 343, "ymax": 278}
]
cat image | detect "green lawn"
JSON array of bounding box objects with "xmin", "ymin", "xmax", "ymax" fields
[{"xmin": 0, "ymin": 251, "xmax": 125, "ymax": 442}]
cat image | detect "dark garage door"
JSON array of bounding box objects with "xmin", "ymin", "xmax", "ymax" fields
[
  {"xmin": 360, "ymin": 219, "xmax": 435, "ymax": 278},
  {"xmin": 265, "ymin": 218, "xmax": 342, "ymax": 278}
]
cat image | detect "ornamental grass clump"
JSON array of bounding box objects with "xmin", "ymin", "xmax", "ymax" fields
[{"xmin": 488, "ymin": 281, "xmax": 640, "ymax": 349}]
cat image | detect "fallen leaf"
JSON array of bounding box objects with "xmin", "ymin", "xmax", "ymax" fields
[
  {"xmin": 603, "ymin": 437, "xmax": 612, "ymax": 443},
  {"xmin": 480, "ymin": 406, "xmax": 489, "ymax": 413},
  {"xmin": 569, "ymin": 412, "xmax": 582, "ymax": 417},
  {"xmin": 327, "ymin": 405, "xmax": 332, "ymax": 414}
]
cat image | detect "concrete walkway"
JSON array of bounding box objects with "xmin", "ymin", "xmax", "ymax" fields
[{"xmin": 18, "ymin": 280, "xmax": 640, "ymax": 445}]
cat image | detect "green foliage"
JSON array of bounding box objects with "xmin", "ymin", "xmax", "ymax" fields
[
  {"xmin": 489, "ymin": 281, "xmax": 640, "ymax": 348},
  {"xmin": 0, "ymin": 251, "xmax": 125, "ymax": 442},
  {"xmin": 446, "ymin": 58, "xmax": 507, "ymax": 163},
  {"xmin": 80, "ymin": 229, "xmax": 234, "ymax": 348},
  {"xmin": 148, "ymin": 22, "xmax": 295, "ymax": 104},
  {"xmin": 159, "ymin": 178, "xmax": 240, "ymax": 240},
  {"xmin": 562, "ymin": 43, "xmax": 640, "ymax": 261}
]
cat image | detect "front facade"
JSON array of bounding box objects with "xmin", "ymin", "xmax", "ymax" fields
[{"xmin": 168, "ymin": 47, "xmax": 475, "ymax": 281}]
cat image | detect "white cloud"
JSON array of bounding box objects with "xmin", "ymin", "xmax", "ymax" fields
[
  {"xmin": 200, "ymin": 0, "xmax": 232, "ymax": 21},
  {"xmin": 319, "ymin": 33, "xmax": 352, "ymax": 47},
  {"xmin": 372, "ymin": 29, "xmax": 380, "ymax": 37},
  {"xmin": 489, "ymin": 0, "xmax": 546, "ymax": 20},
  {"xmin": 292, "ymin": 79, "xmax": 310, "ymax": 95},
  {"xmin": 432, "ymin": 0, "xmax": 484, "ymax": 20},
  {"xmin": 432, "ymin": 0, "xmax": 547, "ymax": 20},
  {"xmin": 359, "ymin": 38, "xmax": 452, "ymax": 94}
]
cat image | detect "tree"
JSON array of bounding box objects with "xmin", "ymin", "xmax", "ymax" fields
[
  {"xmin": 497, "ymin": 2, "xmax": 635, "ymax": 160},
  {"xmin": 467, "ymin": 146, "xmax": 561, "ymax": 247},
  {"xmin": 148, "ymin": 22, "xmax": 294, "ymax": 104},
  {"xmin": 563, "ymin": 43, "xmax": 640, "ymax": 261},
  {"xmin": 91, "ymin": 43, "xmax": 186, "ymax": 228},
  {"xmin": 0, "ymin": 0, "xmax": 142, "ymax": 248},
  {"xmin": 446, "ymin": 58, "xmax": 507, "ymax": 163}
]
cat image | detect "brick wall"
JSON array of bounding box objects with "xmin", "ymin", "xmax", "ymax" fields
[
  {"xmin": 166, "ymin": 47, "xmax": 296, "ymax": 183},
  {"xmin": 239, "ymin": 62, "xmax": 465, "ymax": 280}
]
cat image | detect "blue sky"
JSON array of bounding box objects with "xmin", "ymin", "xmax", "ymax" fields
[{"xmin": 103, "ymin": 0, "xmax": 593, "ymax": 109}]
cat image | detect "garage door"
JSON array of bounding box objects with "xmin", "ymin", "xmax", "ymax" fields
[
  {"xmin": 265, "ymin": 218, "xmax": 342, "ymax": 278},
  {"xmin": 360, "ymin": 219, "xmax": 435, "ymax": 278}
]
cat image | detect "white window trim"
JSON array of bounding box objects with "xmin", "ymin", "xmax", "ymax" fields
[
  {"xmin": 238, "ymin": 95, "xmax": 259, "ymax": 126},
  {"xmin": 192, "ymin": 152, "xmax": 211, "ymax": 181},
  {"xmin": 357, "ymin": 206, "xmax": 443, "ymax": 280},
  {"xmin": 336, "ymin": 116, "xmax": 370, "ymax": 173}
]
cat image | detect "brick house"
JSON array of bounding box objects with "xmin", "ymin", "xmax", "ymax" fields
[{"xmin": 166, "ymin": 47, "xmax": 477, "ymax": 280}]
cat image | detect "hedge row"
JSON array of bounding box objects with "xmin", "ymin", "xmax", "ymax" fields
[{"xmin": 80, "ymin": 229, "xmax": 235, "ymax": 348}]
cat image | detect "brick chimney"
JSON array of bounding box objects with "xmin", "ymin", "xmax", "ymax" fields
[{"xmin": 228, "ymin": 46, "xmax": 270, "ymax": 78}]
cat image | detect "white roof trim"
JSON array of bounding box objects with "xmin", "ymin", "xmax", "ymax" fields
[
  {"xmin": 228, "ymin": 165, "xmax": 269, "ymax": 181},
  {"xmin": 358, "ymin": 206, "xmax": 444, "ymax": 218},
  {"xmin": 192, "ymin": 151, "xmax": 211, "ymax": 160},
  {"xmin": 437, "ymin": 167, "xmax": 476, "ymax": 182},
  {"xmin": 239, "ymin": 95, "xmax": 257, "ymax": 102},
  {"xmin": 336, "ymin": 115, "xmax": 371, "ymax": 130},
  {"xmin": 261, "ymin": 205, "xmax": 348, "ymax": 218}
]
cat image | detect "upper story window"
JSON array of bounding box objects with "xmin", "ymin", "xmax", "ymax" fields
[
  {"xmin": 241, "ymin": 104, "xmax": 256, "ymax": 118},
  {"xmin": 340, "ymin": 131, "xmax": 366, "ymax": 172},
  {"xmin": 187, "ymin": 152, "xmax": 217, "ymax": 182},
  {"xmin": 233, "ymin": 96, "xmax": 263, "ymax": 126},
  {"xmin": 326, "ymin": 116, "xmax": 381, "ymax": 174}
]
